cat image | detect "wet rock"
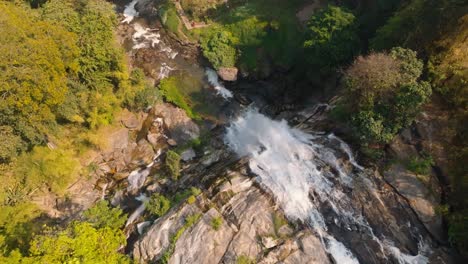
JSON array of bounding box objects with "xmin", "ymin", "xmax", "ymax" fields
[
  {"xmin": 152, "ymin": 103, "xmax": 200, "ymax": 143},
  {"xmin": 180, "ymin": 148, "xmax": 196, "ymax": 162},
  {"xmin": 137, "ymin": 221, "xmax": 152, "ymax": 235},
  {"xmin": 217, "ymin": 67, "xmax": 238, "ymax": 81},
  {"xmin": 147, "ymin": 132, "xmax": 160, "ymax": 147},
  {"xmin": 282, "ymin": 233, "xmax": 331, "ymax": 264},
  {"xmin": 167, "ymin": 139, "xmax": 177, "ymax": 147}
]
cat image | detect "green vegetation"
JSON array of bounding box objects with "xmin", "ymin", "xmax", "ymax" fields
[
  {"xmin": 304, "ymin": 5, "xmax": 360, "ymax": 73},
  {"xmin": 200, "ymin": 30, "xmax": 239, "ymax": 69},
  {"xmin": 83, "ymin": 200, "xmax": 127, "ymax": 229},
  {"xmin": 210, "ymin": 216, "xmax": 223, "ymax": 231},
  {"xmin": 272, "ymin": 212, "xmax": 288, "ymax": 238},
  {"xmin": 160, "ymin": 213, "xmax": 202, "ymax": 263},
  {"xmin": 194, "ymin": 0, "xmax": 304, "ymax": 72},
  {"xmin": 406, "ymin": 155, "xmax": 434, "ymax": 175},
  {"xmin": 173, "ymin": 187, "xmax": 202, "ymax": 204},
  {"xmin": 159, "ymin": 76, "xmax": 199, "ymax": 119},
  {"xmin": 343, "ymin": 47, "xmax": 431, "ymax": 143},
  {"xmin": 165, "ymin": 150, "xmax": 182, "ymax": 180},
  {"xmin": 146, "ymin": 193, "xmax": 172, "ymax": 218},
  {"xmin": 237, "ymin": 255, "xmax": 256, "ymax": 264},
  {"xmin": 124, "ymin": 68, "xmax": 159, "ymax": 111}
]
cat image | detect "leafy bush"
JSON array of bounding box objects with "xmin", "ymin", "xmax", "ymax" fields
[
  {"xmin": 83, "ymin": 200, "xmax": 127, "ymax": 229},
  {"xmin": 406, "ymin": 155, "xmax": 434, "ymax": 175},
  {"xmin": 344, "ymin": 47, "xmax": 431, "ymax": 144},
  {"xmin": 173, "ymin": 187, "xmax": 202, "ymax": 204},
  {"xmin": 146, "ymin": 193, "xmax": 172, "ymax": 218},
  {"xmin": 200, "ymin": 30, "xmax": 238, "ymax": 69},
  {"xmin": 304, "ymin": 5, "xmax": 360, "ymax": 72},
  {"xmin": 124, "ymin": 68, "xmax": 159, "ymax": 111},
  {"xmin": 210, "ymin": 216, "xmax": 223, "ymax": 231},
  {"xmin": 165, "ymin": 150, "xmax": 181, "ymax": 180},
  {"xmin": 29, "ymin": 222, "xmax": 129, "ymax": 263}
]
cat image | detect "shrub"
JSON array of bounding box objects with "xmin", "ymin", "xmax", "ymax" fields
[
  {"xmin": 304, "ymin": 5, "xmax": 360, "ymax": 72},
  {"xmin": 146, "ymin": 193, "xmax": 172, "ymax": 217},
  {"xmin": 406, "ymin": 155, "xmax": 434, "ymax": 175},
  {"xmin": 83, "ymin": 200, "xmax": 127, "ymax": 229},
  {"xmin": 344, "ymin": 47, "xmax": 431, "ymax": 144},
  {"xmin": 200, "ymin": 30, "xmax": 238, "ymax": 69},
  {"xmin": 173, "ymin": 187, "xmax": 202, "ymax": 204},
  {"xmin": 210, "ymin": 216, "xmax": 223, "ymax": 231},
  {"xmin": 165, "ymin": 150, "xmax": 181, "ymax": 180}
]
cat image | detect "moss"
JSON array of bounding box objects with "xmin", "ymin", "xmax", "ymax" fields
[
  {"xmin": 210, "ymin": 216, "xmax": 223, "ymax": 231},
  {"xmin": 158, "ymin": 76, "xmax": 200, "ymax": 120},
  {"xmin": 165, "ymin": 150, "xmax": 181, "ymax": 180},
  {"xmin": 236, "ymin": 255, "xmax": 256, "ymax": 264},
  {"xmin": 406, "ymin": 155, "xmax": 434, "ymax": 175}
]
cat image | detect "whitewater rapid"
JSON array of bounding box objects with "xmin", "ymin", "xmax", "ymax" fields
[{"xmin": 224, "ymin": 108, "xmax": 429, "ymax": 264}]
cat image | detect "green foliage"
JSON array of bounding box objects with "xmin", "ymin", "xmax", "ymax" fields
[
  {"xmin": 448, "ymin": 210, "xmax": 468, "ymax": 252},
  {"xmin": 344, "ymin": 47, "xmax": 431, "ymax": 143},
  {"xmin": 304, "ymin": 5, "xmax": 360, "ymax": 72},
  {"xmin": 272, "ymin": 212, "xmax": 288, "ymax": 237},
  {"xmin": 181, "ymin": 0, "xmax": 225, "ymax": 21},
  {"xmin": 83, "ymin": 200, "xmax": 127, "ymax": 230},
  {"xmin": 200, "ymin": 30, "xmax": 238, "ymax": 69},
  {"xmin": 29, "ymin": 222, "xmax": 129, "ymax": 263},
  {"xmin": 406, "ymin": 155, "xmax": 434, "ymax": 175},
  {"xmin": 42, "ymin": 0, "xmax": 126, "ymax": 129},
  {"xmin": 173, "ymin": 187, "xmax": 202, "ymax": 204},
  {"xmin": 0, "ymin": 203, "xmax": 41, "ymax": 256},
  {"xmin": 15, "ymin": 146, "xmax": 80, "ymax": 195},
  {"xmin": 159, "ymin": 77, "xmax": 198, "ymax": 119},
  {"xmin": 0, "ymin": 1, "xmax": 79, "ymax": 146},
  {"xmin": 165, "ymin": 150, "xmax": 181, "ymax": 180},
  {"xmin": 210, "ymin": 216, "xmax": 223, "ymax": 231},
  {"xmin": 123, "ymin": 68, "xmax": 159, "ymax": 111},
  {"xmin": 237, "ymin": 255, "xmax": 256, "ymax": 264},
  {"xmin": 146, "ymin": 193, "xmax": 172, "ymax": 218},
  {"xmin": 160, "ymin": 213, "xmax": 202, "ymax": 264},
  {"xmin": 159, "ymin": 2, "xmax": 182, "ymax": 37},
  {"xmin": 0, "ymin": 126, "xmax": 25, "ymax": 163}
]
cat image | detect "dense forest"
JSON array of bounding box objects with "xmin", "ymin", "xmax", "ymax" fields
[{"xmin": 0, "ymin": 0, "xmax": 466, "ymax": 263}]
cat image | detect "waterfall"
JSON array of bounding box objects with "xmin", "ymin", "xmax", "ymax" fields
[
  {"xmin": 123, "ymin": 0, "xmax": 139, "ymax": 24},
  {"xmin": 224, "ymin": 107, "xmax": 429, "ymax": 264},
  {"xmin": 205, "ymin": 68, "xmax": 233, "ymax": 99}
]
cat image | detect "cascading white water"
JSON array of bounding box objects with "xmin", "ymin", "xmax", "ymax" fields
[
  {"xmin": 225, "ymin": 107, "xmax": 429, "ymax": 264},
  {"xmin": 205, "ymin": 68, "xmax": 233, "ymax": 99},
  {"xmin": 225, "ymin": 108, "xmax": 359, "ymax": 263},
  {"xmin": 123, "ymin": 0, "xmax": 139, "ymax": 23}
]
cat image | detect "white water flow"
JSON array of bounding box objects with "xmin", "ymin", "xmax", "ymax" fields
[
  {"xmin": 225, "ymin": 108, "xmax": 429, "ymax": 264},
  {"xmin": 123, "ymin": 0, "xmax": 139, "ymax": 23},
  {"xmin": 205, "ymin": 68, "xmax": 233, "ymax": 99},
  {"xmin": 125, "ymin": 194, "xmax": 149, "ymax": 227}
]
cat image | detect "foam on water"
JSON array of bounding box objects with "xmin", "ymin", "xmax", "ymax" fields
[
  {"xmin": 123, "ymin": 0, "xmax": 139, "ymax": 24},
  {"xmin": 225, "ymin": 107, "xmax": 430, "ymax": 264},
  {"xmin": 205, "ymin": 68, "xmax": 233, "ymax": 99}
]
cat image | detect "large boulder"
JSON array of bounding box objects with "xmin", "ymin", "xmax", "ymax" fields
[
  {"xmin": 152, "ymin": 103, "xmax": 200, "ymax": 143},
  {"xmin": 217, "ymin": 67, "xmax": 238, "ymax": 81}
]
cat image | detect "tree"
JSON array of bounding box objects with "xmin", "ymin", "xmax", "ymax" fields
[
  {"xmin": 344, "ymin": 47, "xmax": 431, "ymax": 143},
  {"xmin": 0, "ymin": 2, "xmax": 79, "ymax": 146},
  {"xmin": 304, "ymin": 5, "xmax": 360, "ymax": 72},
  {"xmin": 146, "ymin": 193, "xmax": 171, "ymax": 218},
  {"xmin": 29, "ymin": 222, "xmax": 129, "ymax": 263},
  {"xmin": 83, "ymin": 200, "xmax": 127, "ymax": 230},
  {"xmin": 200, "ymin": 30, "xmax": 238, "ymax": 69}
]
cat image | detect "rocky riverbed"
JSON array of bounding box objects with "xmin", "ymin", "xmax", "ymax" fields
[{"xmin": 67, "ymin": 1, "xmax": 463, "ymax": 263}]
